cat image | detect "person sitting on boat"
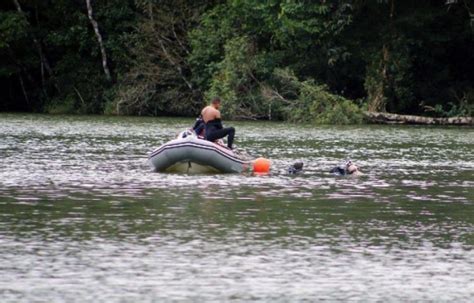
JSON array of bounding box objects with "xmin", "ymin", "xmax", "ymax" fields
[{"xmin": 201, "ymin": 97, "xmax": 235, "ymax": 149}]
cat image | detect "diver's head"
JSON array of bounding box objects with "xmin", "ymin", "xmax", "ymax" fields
[
  {"xmin": 346, "ymin": 160, "xmax": 358, "ymax": 174},
  {"xmin": 211, "ymin": 97, "xmax": 222, "ymax": 110},
  {"xmin": 288, "ymin": 162, "xmax": 304, "ymax": 174}
]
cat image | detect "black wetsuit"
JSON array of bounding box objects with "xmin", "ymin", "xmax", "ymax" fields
[
  {"xmin": 205, "ymin": 118, "xmax": 235, "ymax": 149},
  {"xmin": 192, "ymin": 116, "xmax": 205, "ymax": 136}
]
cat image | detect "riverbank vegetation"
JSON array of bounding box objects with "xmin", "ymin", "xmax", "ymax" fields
[{"xmin": 1, "ymin": 0, "xmax": 473, "ymax": 123}]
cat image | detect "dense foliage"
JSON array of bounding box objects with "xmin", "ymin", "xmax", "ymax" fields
[{"xmin": 1, "ymin": 0, "xmax": 473, "ymax": 123}]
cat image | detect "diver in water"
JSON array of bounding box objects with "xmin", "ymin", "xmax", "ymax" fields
[
  {"xmin": 200, "ymin": 97, "xmax": 235, "ymax": 149},
  {"xmin": 330, "ymin": 160, "xmax": 363, "ymax": 176},
  {"xmin": 288, "ymin": 162, "xmax": 304, "ymax": 174}
]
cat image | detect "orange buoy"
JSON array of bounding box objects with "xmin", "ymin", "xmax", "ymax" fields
[{"xmin": 253, "ymin": 157, "xmax": 271, "ymax": 174}]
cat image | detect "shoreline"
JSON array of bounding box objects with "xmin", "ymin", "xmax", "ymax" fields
[{"xmin": 1, "ymin": 111, "xmax": 473, "ymax": 126}]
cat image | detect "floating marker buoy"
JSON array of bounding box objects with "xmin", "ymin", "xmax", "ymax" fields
[{"xmin": 253, "ymin": 157, "xmax": 271, "ymax": 173}]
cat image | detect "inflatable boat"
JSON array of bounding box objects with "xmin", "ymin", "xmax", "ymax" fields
[{"xmin": 148, "ymin": 130, "xmax": 251, "ymax": 174}]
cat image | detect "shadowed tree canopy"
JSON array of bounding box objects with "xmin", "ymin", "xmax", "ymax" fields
[{"xmin": 0, "ymin": 0, "xmax": 472, "ymax": 122}]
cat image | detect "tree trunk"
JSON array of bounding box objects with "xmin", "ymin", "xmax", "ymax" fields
[
  {"xmin": 365, "ymin": 111, "xmax": 473, "ymax": 125},
  {"xmin": 367, "ymin": 0, "xmax": 397, "ymax": 112},
  {"xmin": 18, "ymin": 73, "xmax": 30, "ymax": 106},
  {"xmin": 157, "ymin": 38, "xmax": 193, "ymax": 90},
  {"xmin": 463, "ymin": 0, "xmax": 474, "ymax": 32},
  {"xmin": 12, "ymin": 0, "xmax": 58, "ymax": 93},
  {"xmin": 367, "ymin": 45, "xmax": 390, "ymax": 112},
  {"xmin": 85, "ymin": 0, "xmax": 112, "ymax": 82}
]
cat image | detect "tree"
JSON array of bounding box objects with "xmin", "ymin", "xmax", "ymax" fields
[
  {"xmin": 189, "ymin": 0, "xmax": 354, "ymax": 119},
  {"xmin": 85, "ymin": 0, "xmax": 112, "ymax": 82},
  {"xmin": 0, "ymin": 0, "xmax": 135, "ymax": 113},
  {"xmin": 111, "ymin": 0, "xmax": 214, "ymax": 116},
  {"xmin": 0, "ymin": 0, "xmax": 472, "ymax": 119}
]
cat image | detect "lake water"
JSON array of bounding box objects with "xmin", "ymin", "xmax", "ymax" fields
[{"xmin": 0, "ymin": 113, "xmax": 473, "ymax": 302}]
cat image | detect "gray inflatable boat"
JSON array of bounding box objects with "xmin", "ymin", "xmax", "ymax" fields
[{"xmin": 148, "ymin": 131, "xmax": 250, "ymax": 173}]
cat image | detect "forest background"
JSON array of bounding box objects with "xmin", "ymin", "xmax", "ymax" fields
[{"xmin": 1, "ymin": 0, "xmax": 473, "ymax": 124}]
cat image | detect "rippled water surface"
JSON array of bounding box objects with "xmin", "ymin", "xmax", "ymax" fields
[{"xmin": 0, "ymin": 113, "xmax": 473, "ymax": 302}]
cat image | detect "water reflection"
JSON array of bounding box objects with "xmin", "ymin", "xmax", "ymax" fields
[{"xmin": 0, "ymin": 114, "xmax": 473, "ymax": 301}]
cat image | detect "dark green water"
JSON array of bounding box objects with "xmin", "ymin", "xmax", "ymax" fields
[{"xmin": 0, "ymin": 114, "xmax": 473, "ymax": 301}]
